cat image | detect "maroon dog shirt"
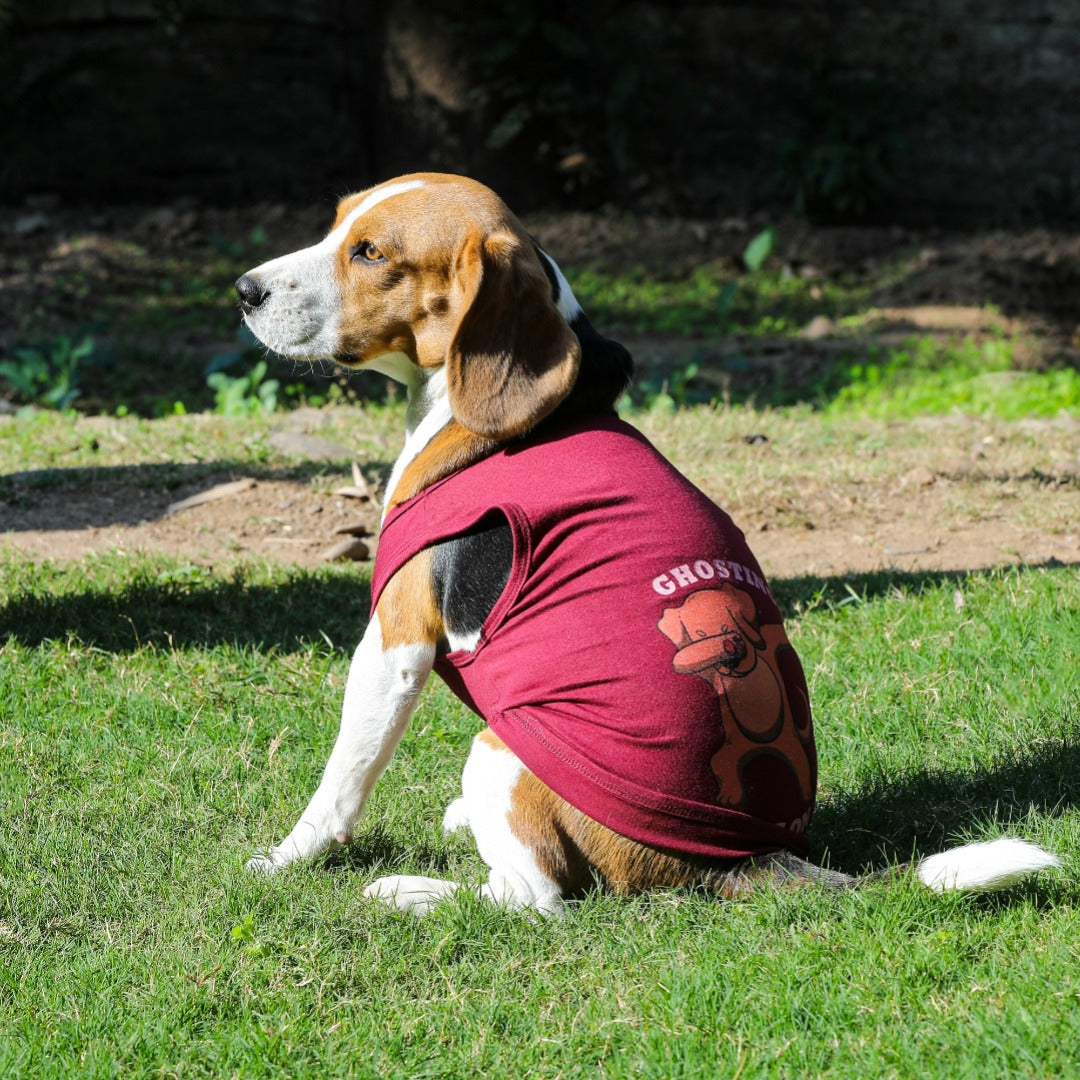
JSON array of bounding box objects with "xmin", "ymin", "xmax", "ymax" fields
[{"xmin": 371, "ymin": 415, "xmax": 816, "ymax": 859}]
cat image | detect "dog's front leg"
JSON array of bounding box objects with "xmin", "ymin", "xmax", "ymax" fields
[{"xmin": 248, "ymin": 610, "xmax": 435, "ymax": 873}]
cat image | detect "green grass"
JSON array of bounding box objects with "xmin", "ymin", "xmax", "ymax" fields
[
  {"xmin": 820, "ymin": 336, "xmax": 1080, "ymax": 420},
  {"xmin": 2, "ymin": 555, "xmax": 1078, "ymax": 1077},
  {"xmin": 566, "ymin": 264, "xmax": 860, "ymax": 339},
  {"xmin": 561, "ymin": 262, "xmax": 1079, "ymax": 418},
  {"xmin": 2, "ymin": 224, "xmax": 1079, "ymax": 1074},
  {"xmin": 616, "ymin": 334, "xmax": 1080, "ymax": 419}
]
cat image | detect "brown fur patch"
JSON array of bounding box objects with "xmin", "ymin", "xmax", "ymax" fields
[
  {"xmin": 375, "ymin": 546, "xmax": 445, "ymax": 649},
  {"xmin": 446, "ymin": 229, "xmax": 580, "ymax": 440},
  {"xmin": 387, "ymin": 419, "xmax": 499, "ymax": 511},
  {"xmin": 489, "ymin": 729, "xmax": 853, "ymax": 898},
  {"xmin": 475, "ymin": 728, "xmax": 505, "ymax": 751}
]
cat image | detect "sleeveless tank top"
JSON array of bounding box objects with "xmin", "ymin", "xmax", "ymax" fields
[{"xmin": 371, "ymin": 415, "xmax": 816, "ymax": 859}]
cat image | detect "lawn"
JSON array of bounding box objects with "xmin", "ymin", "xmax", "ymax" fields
[
  {"xmin": 2, "ymin": 492, "xmax": 1078, "ymax": 1077},
  {"xmin": 2, "ymin": 214, "xmax": 1079, "ymax": 1075}
]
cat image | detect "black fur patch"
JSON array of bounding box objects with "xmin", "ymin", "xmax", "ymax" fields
[
  {"xmin": 533, "ymin": 240, "xmax": 561, "ymax": 305},
  {"xmin": 432, "ymin": 514, "xmax": 514, "ymax": 650},
  {"xmin": 564, "ymin": 310, "xmax": 634, "ymax": 416},
  {"xmin": 530, "ymin": 240, "xmax": 633, "ymax": 417},
  {"xmin": 378, "ymin": 267, "xmax": 407, "ymax": 290}
]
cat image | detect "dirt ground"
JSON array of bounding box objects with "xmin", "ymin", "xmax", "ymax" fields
[
  {"xmin": 4, "ymin": 458, "xmax": 1076, "ymax": 578},
  {"xmin": 16, "ymin": 485, "xmax": 1076, "ymax": 579},
  {"xmin": 2, "ymin": 201, "xmax": 1079, "ymax": 580},
  {"xmin": 4, "ymin": 408, "xmax": 1077, "ymax": 580}
]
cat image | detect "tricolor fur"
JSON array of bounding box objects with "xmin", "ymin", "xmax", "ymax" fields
[{"xmin": 237, "ymin": 173, "xmax": 1059, "ymax": 915}]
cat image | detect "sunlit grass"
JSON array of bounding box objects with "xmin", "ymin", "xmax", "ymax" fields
[
  {"xmin": 565, "ymin": 263, "xmax": 862, "ymax": 338},
  {"xmin": 1, "ymin": 555, "xmax": 1077, "ymax": 1077},
  {"xmin": 820, "ymin": 336, "xmax": 1080, "ymax": 419}
]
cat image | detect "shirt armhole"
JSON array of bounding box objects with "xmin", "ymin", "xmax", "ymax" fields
[{"xmin": 442, "ymin": 502, "xmax": 531, "ymax": 667}]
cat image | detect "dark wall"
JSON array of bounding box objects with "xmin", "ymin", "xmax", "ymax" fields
[{"xmin": 2, "ymin": 0, "xmax": 1079, "ymax": 225}]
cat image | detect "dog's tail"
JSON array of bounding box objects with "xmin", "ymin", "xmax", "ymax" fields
[
  {"xmin": 912, "ymin": 837, "xmax": 1061, "ymax": 892},
  {"xmin": 718, "ymin": 838, "xmax": 1061, "ymax": 897}
]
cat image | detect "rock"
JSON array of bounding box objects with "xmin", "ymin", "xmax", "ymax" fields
[
  {"xmin": 900, "ymin": 465, "xmax": 936, "ymax": 489},
  {"xmin": 12, "ymin": 212, "xmax": 50, "ymax": 236},
  {"xmin": 322, "ymin": 537, "xmax": 371, "ymax": 562}
]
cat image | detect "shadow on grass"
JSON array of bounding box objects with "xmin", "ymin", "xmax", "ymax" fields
[
  {"xmin": 1, "ymin": 458, "xmax": 393, "ymax": 531},
  {"xmin": 0, "ymin": 568, "xmax": 373, "ymax": 654},
  {"xmin": 5, "ymin": 560, "xmax": 1075, "ymax": 655},
  {"xmin": 3, "ymin": 558, "xmax": 1077, "ymax": 878},
  {"xmin": 324, "ymin": 825, "xmax": 455, "ymax": 879},
  {"xmin": 771, "ymin": 560, "xmax": 1079, "ymax": 613},
  {"xmin": 811, "ymin": 724, "xmax": 1080, "ymax": 873}
]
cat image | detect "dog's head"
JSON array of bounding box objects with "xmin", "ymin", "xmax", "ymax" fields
[{"xmin": 237, "ymin": 173, "xmax": 627, "ymax": 440}]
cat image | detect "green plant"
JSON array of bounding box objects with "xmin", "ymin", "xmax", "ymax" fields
[
  {"xmin": 569, "ymin": 227, "xmax": 780, "ymax": 343},
  {"xmin": 742, "ymin": 226, "xmax": 776, "ymax": 273},
  {"xmin": 230, "ymin": 912, "xmax": 277, "ymax": 958},
  {"xmin": 0, "ymin": 335, "xmax": 93, "ymax": 410},
  {"xmin": 206, "ymin": 359, "xmax": 280, "ymax": 416},
  {"xmin": 614, "ymin": 228, "xmax": 775, "ymax": 411}
]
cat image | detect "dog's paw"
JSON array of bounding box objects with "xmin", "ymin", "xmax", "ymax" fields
[
  {"xmin": 364, "ymin": 875, "xmax": 461, "ymax": 915},
  {"xmin": 245, "ymin": 822, "xmax": 347, "ymax": 874},
  {"xmin": 442, "ymin": 797, "xmax": 470, "ymax": 834},
  {"xmin": 246, "ymin": 847, "xmax": 300, "ymax": 875}
]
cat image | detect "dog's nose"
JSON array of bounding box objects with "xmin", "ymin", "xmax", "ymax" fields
[{"xmin": 235, "ymin": 273, "xmax": 270, "ymax": 311}]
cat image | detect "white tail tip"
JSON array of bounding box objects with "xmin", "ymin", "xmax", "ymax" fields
[{"xmin": 917, "ymin": 838, "xmax": 1061, "ymax": 893}]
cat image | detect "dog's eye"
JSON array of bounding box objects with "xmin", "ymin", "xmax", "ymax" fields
[{"xmin": 351, "ymin": 241, "xmax": 386, "ymax": 264}]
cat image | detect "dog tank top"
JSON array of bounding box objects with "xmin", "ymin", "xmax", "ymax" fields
[{"xmin": 370, "ymin": 415, "xmax": 816, "ymax": 859}]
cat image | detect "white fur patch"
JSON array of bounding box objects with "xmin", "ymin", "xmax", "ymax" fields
[
  {"xmin": 442, "ymin": 796, "xmax": 470, "ymax": 833},
  {"xmin": 458, "ymin": 734, "xmax": 565, "ymax": 915},
  {"xmin": 363, "ymin": 875, "xmax": 461, "ymax": 915},
  {"xmin": 535, "ymin": 247, "xmax": 583, "ymax": 322},
  {"xmin": 348, "ymin": 178, "xmax": 426, "ymax": 221},
  {"xmin": 445, "ymin": 626, "xmax": 483, "ymax": 653},
  {"xmin": 364, "ymin": 736, "xmax": 565, "ymax": 917},
  {"xmin": 917, "ymin": 838, "xmax": 1061, "ymax": 892},
  {"xmin": 247, "ymin": 615, "xmax": 435, "ymax": 873},
  {"xmin": 382, "ymin": 367, "xmax": 454, "ymax": 517}
]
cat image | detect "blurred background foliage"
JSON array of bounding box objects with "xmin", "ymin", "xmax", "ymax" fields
[
  {"xmin": 2, "ymin": 1, "xmax": 1079, "ymax": 419},
  {"xmin": 2, "ymin": 0, "xmax": 1079, "ymax": 225}
]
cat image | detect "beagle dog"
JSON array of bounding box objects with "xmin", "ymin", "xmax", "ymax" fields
[{"xmin": 237, "ymin": 173, "xmax": 1058, "ymax": 914}]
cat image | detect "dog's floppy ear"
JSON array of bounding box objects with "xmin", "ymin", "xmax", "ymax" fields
[{"xmin": 447, "ymin": 230, "xmax": 581, "ymax": 440}]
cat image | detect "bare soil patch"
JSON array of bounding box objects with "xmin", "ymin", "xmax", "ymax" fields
[
  {"xmin": 2, "ymin": 202, "xmax": 1079, "ymax": 580},
  {"xmin": 4, "ymin": 411, "xmax": 1077, "ymax": 581},
  {"xmin": 2, "ymin": 472, "xmax": 381, "ymax": 569},
  {"xmin": 6, "ymin": 474, "xmax": 1075, "ymax": 580}
]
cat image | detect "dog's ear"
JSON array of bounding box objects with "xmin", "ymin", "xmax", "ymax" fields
[{"xmin": 447, "ymin": 230, "xmax": 581, "ymax": 440}]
